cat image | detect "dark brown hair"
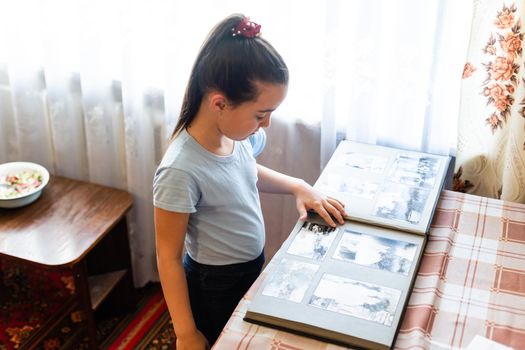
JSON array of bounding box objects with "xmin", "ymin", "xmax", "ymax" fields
[{"xmin": 171, "ymin": 14, "xmax": 289, "ymax": 138}]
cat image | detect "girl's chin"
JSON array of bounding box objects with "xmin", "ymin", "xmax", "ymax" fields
[
  {"xmin": 230, "ymin": 135, "xmax": 250, "ymax": 141},
  {"xmin": 228, "ymin": 131, "xmax": 256, "ymax": 141}
]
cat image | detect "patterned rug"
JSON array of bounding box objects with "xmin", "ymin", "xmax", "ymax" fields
[
  {"xmin": 100, "ymin": 285, "xmax": 176, "ymax": 350},
  {"xmin": 0, "ymin": 258, "xmax": 81, "ymax": 350},
  {"xmin": 0, "ymin": 256, "xmax": 175, "ymax": 350}
]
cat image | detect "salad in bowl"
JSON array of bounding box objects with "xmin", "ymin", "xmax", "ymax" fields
[{"xmin": 0, "ymin": 162, "xmax": 50, "ymax": 208}]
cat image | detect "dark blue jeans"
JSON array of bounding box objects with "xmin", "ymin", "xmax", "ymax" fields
[{"xmin": 183, "ymin": 251, "xmax": 265, "ymax": 345}]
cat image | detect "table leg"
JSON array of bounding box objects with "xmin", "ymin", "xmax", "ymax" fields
[{"xmin": 73, "ymin": 260, "xmax": 98, "ymax": 349}]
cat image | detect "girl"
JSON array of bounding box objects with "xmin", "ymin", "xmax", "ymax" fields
[{"xmin": 153, "ymin": 14, "xmax": 346, "ymax": 350}]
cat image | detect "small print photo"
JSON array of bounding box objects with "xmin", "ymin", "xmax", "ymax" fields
[
  {"xmin": 317, "ymin": 173, "xmax": 380, "ymax": 200},
  {"xmin": 333, "ymin": 230, "xmax": 417, "ymax": 275},
  {"xmin": 389, "ymin": 154, "xmax": 440, "ymax": 188},
  {"xmin": 373, "ymin": 183, "xmax": 430, "ymax": 224},
  {"xmin": 338, "ymin": 152, "xmax": 389, "ymax": 174},
  {"xmin": 309, "ymin": 274, "xmax": 401, "ymax": 326},
  {"xmin": 287, "ymin": 222, "xmax": 340, "ymax": 261},
  {"xmin": 261, "ymin": 258, "xmax": 320, "ymax": 303}
]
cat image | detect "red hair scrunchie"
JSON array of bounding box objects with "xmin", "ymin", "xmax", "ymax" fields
[{"xmin": 231, "ymin": 17, "xmax": 261, "ymax": 38}]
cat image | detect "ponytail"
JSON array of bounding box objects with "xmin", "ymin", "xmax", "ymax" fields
[{"xmin": 171, "ymin": 14, "xmax": 288, "ymax": 139}]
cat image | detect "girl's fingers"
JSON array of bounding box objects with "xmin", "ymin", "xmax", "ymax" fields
[
  {"xmin": 314, "ymin": 203, "xmax": 336, "ymax": 227},
  {"xmin": 327, "ymin": 197, "xmax": 346, "ymax": 217},
  {"xmin": 324, "ymin": 199, "xmax": 345, "ymax": 225},
  {"xmin": 302, "ymin": 195, "xmax": 346, "ymax": 227}
]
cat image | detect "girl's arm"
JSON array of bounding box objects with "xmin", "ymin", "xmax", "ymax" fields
[
  {"xmin": 154, "ymin": 207, "xmax": 209, "ymax": 350},
  {"xmin": 256, "ymin": 163, "xmax": 346, "ymax": 227}
]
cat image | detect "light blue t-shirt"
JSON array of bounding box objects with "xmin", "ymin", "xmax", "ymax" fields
[{"xmin": 153, "ymin": 128, "xmax": 266, "ymax": 265}]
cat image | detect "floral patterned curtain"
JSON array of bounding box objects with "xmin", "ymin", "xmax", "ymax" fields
[{"xmin": 455, "ymin": 2, "xmax": 525, "ymax": 202}]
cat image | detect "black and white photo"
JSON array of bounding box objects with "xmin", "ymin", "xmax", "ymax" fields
[
  {"xmin": 317, "ymin": 173, "xmax": 380, "ymax": 200},
  {"xmin": 333, "ymin": 230, "xmax": 417, "ymax": 275},
  {"xmin": 287, "ymin": 221, "xmax": 339, "ymax": 261},
  {"xmin": 373, "ymin": 183, "xmax": 430, "ymax": 224},
  {"xmin": 309, "ymin": 274, "xmax": 401, "ymax": 327},
  {"xmin": 389, "ymin": 155, "xmax": 441, "ymax": 188},
  {"xmin": 339, "ymin": 152, "xmax": 388, "ymax": 174},
  {"xmin": 261, "ymin": 258, "xmax": 320, "ymax": 303}
]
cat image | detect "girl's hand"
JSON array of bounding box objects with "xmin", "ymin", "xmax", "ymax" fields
[
  {"xmin": 293, "ymin": 180, "xmax": 346, "ymax": 227},
  {"xmin": 176, "ymin": 329, "xmax": 210, "ymax": 350}
]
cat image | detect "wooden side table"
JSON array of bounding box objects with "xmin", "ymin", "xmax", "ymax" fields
[{"xmin": 0, "ymin": 176, "xmax": 135, "ymax": 349}]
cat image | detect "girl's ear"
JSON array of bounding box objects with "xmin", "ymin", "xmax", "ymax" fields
[{"xmin": 208, "ymin": 92, "xmax": 228, "ymax": 113}]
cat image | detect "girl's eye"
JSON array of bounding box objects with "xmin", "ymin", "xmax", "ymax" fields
[{"xmin": 256, "ymin": 114, "xmax": 266, "ymax": 120}]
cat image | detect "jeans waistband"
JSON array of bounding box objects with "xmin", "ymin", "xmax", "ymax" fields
[{"xmin": 183, "ymin": 250, "xmax": 265, "ymax": 273}]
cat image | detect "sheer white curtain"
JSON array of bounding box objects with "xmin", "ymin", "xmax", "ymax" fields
[{"xmin": 0, "ymin": 0, "xmax": 471, "ymax": 286}]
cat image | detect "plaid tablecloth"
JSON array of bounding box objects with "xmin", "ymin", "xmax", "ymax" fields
[{"xmin": 213, "ymin": 190, "xmax": 525, "ymax": 350}]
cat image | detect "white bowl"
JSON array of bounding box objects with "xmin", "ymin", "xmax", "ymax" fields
[{"xmin": 0, "ymin": 162, "xmax": 50, "ymax": 209}]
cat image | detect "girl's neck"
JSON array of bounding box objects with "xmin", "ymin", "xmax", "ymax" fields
[{"xmin": 187, "ymin": 109, "xmax": 234, "ymax": 156}]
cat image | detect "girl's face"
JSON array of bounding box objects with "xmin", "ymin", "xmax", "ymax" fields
[{"xmin": 218, "ymin": 82, "xmax": 287, "ymax": 141}]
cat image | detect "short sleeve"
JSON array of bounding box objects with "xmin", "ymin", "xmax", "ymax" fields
[
  {"xmin": 153, "ymin": 167, "xmax": 200, "ymax": 213},
  {"xmin": 248, "ymin": 129, "xmax": 266, "ymax": 157}
]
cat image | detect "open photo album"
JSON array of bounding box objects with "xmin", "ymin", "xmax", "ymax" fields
[{"xmin": 244, "ymin": 140, "xmax": 450, "ymax": 350}]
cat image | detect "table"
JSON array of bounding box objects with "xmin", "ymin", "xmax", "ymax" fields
[
  {"xmin": 213, "ymin": 190, "xmax": 525, "ymax": 350},
  {"xmin": 0, "ymin": 176, "xmax": 135, "ymax": 349}
]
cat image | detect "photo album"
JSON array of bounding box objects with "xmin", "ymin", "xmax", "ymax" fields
[{"xmin": 244, "ymin": 140, "xmax": 451, "ymax": 350}]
